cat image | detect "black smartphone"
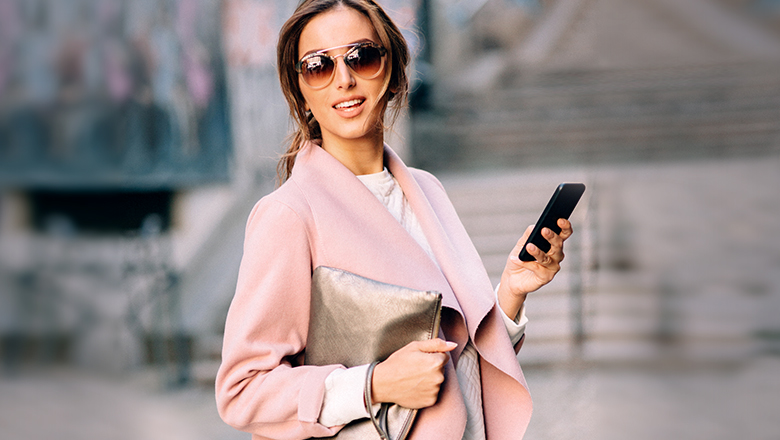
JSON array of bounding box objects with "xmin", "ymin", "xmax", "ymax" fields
[{"xmin": 518, "ymin": 183, "xmax": 586, "ymax": 262}]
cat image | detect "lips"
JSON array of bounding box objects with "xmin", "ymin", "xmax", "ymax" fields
[{"xmin": 333, "ymin": 98, "xmax": 365, "ymax": 110}]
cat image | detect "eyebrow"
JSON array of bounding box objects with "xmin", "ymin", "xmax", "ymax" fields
[{"xmin": 300, "ymin": 38, "xmax": 375, "ymax": 58}]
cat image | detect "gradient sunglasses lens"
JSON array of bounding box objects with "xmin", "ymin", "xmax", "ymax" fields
[
  {"xmin": 300, "ymin": 56, "xmax": 335, "ymax": 88},
  {"xmin": 344, "ymin": 45, "xmax": 384, "ymax": 78},
  {"xmin": 298, "ymin": 44, "xmax": 385, "ymax": 88}
]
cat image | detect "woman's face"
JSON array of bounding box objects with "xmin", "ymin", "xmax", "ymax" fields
[{"xmin": 297, "ymin": 6, "xmax": 388, "ymax": 149}]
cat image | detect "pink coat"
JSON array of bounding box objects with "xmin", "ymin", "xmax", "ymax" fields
[{"xmin": 216, "ymin": 143, "xmax": 532, "ymax": 439}]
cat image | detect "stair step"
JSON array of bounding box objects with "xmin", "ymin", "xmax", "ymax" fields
[{"xmin": 414, "ymin": 63, "xmax": 780, "ymax": 171}]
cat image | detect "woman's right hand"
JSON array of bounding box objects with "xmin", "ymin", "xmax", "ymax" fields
[{"xmin": 370, "ymin": 339, "xmax": 457, "ymax": 409}]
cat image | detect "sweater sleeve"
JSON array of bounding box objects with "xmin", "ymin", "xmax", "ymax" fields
[
  {"xmin": 215, "ymin": 197, "xmax": 344, "ymax": 439},
  {"xmin": 319, "ymin": 364, "xmax": 375, "ymax": 427},
  {"xmin": 495, "ymin": 283, "xmax": 528, "ymax": 347}
]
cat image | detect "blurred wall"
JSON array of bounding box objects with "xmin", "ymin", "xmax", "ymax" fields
[{"xmin": 0, "ymin": 0, "xmax": 423, "ymax": 377}]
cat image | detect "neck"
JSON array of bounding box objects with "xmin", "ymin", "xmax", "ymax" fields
[{"xmin": 320, "ymin": 132, "xmax": 385, "ymax": 176}]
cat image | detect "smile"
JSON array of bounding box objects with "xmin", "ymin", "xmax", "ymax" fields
[{"xmin": 333, "ymin": 99, "xmax": 364, "ymax": 110}]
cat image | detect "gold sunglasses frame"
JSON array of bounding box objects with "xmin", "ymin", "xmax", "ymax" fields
[{"xmin": 295, "ymin": 42, "xmax": 387, "ymax": 89}]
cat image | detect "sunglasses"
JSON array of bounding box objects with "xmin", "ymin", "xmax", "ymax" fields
[{"xmin": 295, "ymin": 42, "xmax": 387, "ymax": 89}]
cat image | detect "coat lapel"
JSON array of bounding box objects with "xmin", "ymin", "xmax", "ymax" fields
[
  {"xmin": 291, "ymin": 143, "xmax": 463, "ymax": 316},
  {"xmin": 384, "ymin": 147, "xmax": 495, "ymax": 339},
  {"xmin": 385, "ymin": 146, "xmax": 529, "ymax": 388}
]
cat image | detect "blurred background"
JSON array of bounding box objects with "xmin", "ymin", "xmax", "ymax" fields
[{"xmin": 1, "ymin": 0, "xmax": 779, "ymax": 439}]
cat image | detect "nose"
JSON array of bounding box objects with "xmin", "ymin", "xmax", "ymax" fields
[{"xmin": 332, "ymin": 57, "xmax": 356, "ymax": 89}]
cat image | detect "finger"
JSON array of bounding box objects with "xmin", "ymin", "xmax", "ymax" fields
[
  {"xmin": 541, "ymin": 227, "xmax": 565, "ymax": 261},
  {"xmin": 557, "ymin": 218, "xmax": 573, "ymax": 240},
  {"xmin": 543, "ymin": 221, "xmax": 572, "ymax": 258},
  {"xmin": 415, "ymin": 338, "xmax": 458, "ymax": 353},
  {"xmin": 524, "ymin": 242, "xmax": 549, "ymax": 265},
  {"xmin": 542, "ymin": 227, "xmax": 562, "ymax": 248}
]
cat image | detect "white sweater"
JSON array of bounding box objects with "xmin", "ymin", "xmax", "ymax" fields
[{"xmin": 318, "ymin": 168, "xmax": 527, "ymax": 440}]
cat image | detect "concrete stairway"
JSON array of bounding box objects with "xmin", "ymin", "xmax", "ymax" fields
[
  {"xmin": 437, "ymin": 168, "xmax": 667, "ymax": 366},
  {"xmin": 412, "ymin": 63, "xmax": 780, "ymax": 171}
]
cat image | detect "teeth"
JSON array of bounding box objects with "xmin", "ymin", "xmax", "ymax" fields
[{"xmin": 334, "ymin": 99, "xmax": 363, "ymax": 109}]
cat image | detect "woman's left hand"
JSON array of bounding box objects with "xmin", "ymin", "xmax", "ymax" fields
[{"xmin": 497, "ymin": 218, "xmax": 573, "ymax": 319}]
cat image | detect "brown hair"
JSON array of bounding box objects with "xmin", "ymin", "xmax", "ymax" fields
[{"xmin": 276, "ymin": 0, "xmax": 410, "ymax": 184}]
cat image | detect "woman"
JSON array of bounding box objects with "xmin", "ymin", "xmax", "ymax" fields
[{"xmin": 215, "ymin": 1, "xmax": 572, "ymax": 439}]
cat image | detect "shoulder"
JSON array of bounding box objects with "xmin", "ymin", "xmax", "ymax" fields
[
  {"xmin": 408, "ymin": 167, "xmax": 447, "ymax": 194},
  {"xmin": 245, "ymin": 178, "xmax": 313, "ymax": 234}
]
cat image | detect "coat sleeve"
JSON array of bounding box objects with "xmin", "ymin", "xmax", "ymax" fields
[{"xmin": 215, "ymin": 196, "xmax": 344, "ymax": 439}]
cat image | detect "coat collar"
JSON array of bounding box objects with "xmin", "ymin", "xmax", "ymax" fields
[{"xmin": 291, "ymin": 142, "xmax": 463, "ymax": 314}]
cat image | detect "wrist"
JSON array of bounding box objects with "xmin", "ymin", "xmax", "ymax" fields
[
  {"xmin": 370, "ymin": 361, "xmax": 389, "ymax": 404},
  {"xmin": 497, "ymin": 281, "xmax": 527, "ymax": 321}
]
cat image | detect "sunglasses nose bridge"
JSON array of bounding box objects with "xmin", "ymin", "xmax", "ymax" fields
[{"xmin": 331, "ymin": 53, "xmax": 356, "ymax": 87}]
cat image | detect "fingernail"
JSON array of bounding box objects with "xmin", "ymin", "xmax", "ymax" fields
[{"xmin": 445, "ymin": 341, "xmax": 458, "ymax": 349}]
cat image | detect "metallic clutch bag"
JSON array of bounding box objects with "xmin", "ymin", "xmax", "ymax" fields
[{"xmin": 305, "ymin": 266, "xmax": 443, "ymax": 440}]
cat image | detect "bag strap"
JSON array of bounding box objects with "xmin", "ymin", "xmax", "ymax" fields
[{"xmin": 365, "ymin": 361, "xmax": 392, "ymax": 440}]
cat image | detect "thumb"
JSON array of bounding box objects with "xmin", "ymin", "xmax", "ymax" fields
[{"xmin": 416, "ymin": 338, "xmax": 458, "ymax": 353}]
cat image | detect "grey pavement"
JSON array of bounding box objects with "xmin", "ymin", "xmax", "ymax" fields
[
  {"xmin": 3, "ymin": 357, "xmax": 779, "ymax": 440},
  {"xmin": 0, "ymin": 368, "xmax": 247, "ymax": 440},
  {"xmin": 524, "ymin": 356, "xmax": 780, "ymax": 440}
]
